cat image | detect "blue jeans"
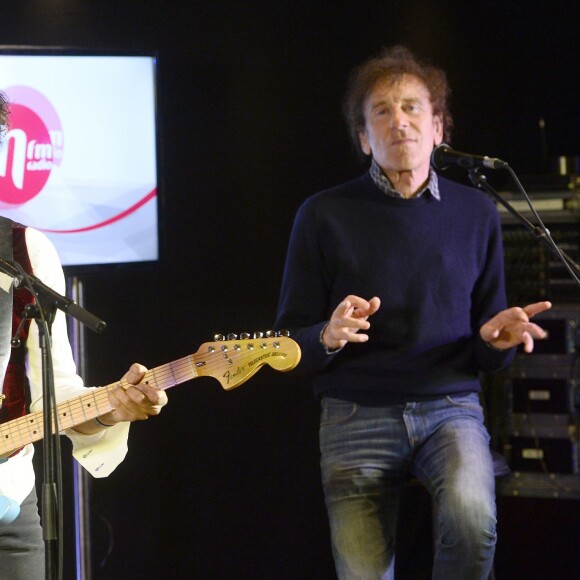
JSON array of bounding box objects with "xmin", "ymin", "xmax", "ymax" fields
[{"xmin": 320, "ymin": 393, "xmax": 496, "ymax": 580}]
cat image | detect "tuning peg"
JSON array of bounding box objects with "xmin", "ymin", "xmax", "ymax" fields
[
  {"xmin": 277, "ymin": 329, "xmax": 290, "ymax": 337},
  {"xmin": 253, "ymin": 331, "xmax": 264, "ymax": 339},
  {"xmin": 265, "ymin": 330, "xmax": 275, "ymax": 338},
  {"xmin": 213, "ymin": 334, "xmax": 225, "ymax": 341},
  {"xmin": 227, "ymin": 333, "xmax": 237, "ymax": 340},
  {"xmin": 240, "ymin": 332, "xmax": 251, "ymax": 339}
]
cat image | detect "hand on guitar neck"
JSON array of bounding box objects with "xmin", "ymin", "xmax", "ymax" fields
[{"xmin": 74, "ymin": 362, "xmax": 168, "ymax": 434}]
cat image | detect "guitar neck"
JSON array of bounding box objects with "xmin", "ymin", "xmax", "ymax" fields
[
  {"xmin": 0, "ymin": 354, "xmax": 198, "ymax": 459},
  {"xmin": 0, "ymin": 335, "xmax": 301, "ymax": 460}
]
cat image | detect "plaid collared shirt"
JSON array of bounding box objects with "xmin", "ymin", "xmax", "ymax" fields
[{"xmin": 369, "ymin": 158, "xmax": 440, "ymax": 200}]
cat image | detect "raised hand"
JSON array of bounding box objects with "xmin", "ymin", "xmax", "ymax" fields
[
  {"xmin": 322, "ymin": 295, "xmax": 381, "ymax": 351},
  {"xmin": 479, "ymin": 301, "xmax": 552, "ymax": 353}
]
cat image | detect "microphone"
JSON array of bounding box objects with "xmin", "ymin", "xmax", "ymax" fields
[
  {"xmin": 431, "ymin": 143, "xmax": 507, "ymax": 170},
  {"xmin": 0, "ymin": 257, "xmax": 106, "ymax": 334}
]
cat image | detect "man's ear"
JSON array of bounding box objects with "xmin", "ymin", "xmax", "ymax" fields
[
  {"xmin": 433, "ymin": 115, "xmax": 444, "ymax": 146},
  {"xmin": 359, "ymin": 131, "xmax": 371, "ymax": 155}
]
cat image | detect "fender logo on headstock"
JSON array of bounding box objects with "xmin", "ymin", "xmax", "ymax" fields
[{"xmin": 223, "ymin": 366, "xmax": 247, "ymax": 383}]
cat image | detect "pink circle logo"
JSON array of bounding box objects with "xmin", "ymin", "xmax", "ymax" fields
[{"xmin": 0, "ymin": 87, "xmax": 64, "ymax": 206}]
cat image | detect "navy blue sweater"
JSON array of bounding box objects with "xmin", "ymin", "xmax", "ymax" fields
[{"xmin": 275, "ymin": 172, "xmax": 514, "ymax": 404}]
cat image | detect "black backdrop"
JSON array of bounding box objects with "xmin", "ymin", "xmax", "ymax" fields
[{"xmin": 2, "ymin": 1, "xmax": 580, "ymax": 578}]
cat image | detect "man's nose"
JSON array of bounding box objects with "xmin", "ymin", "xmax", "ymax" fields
[{"xmin": 390, "ymin": 107, "xmax": 409, "ymax": 129}]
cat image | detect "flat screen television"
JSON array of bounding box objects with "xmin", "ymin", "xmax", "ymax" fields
[{"xmin": 0, "ymin": 47, "xmax": 160, "ymax": 269}]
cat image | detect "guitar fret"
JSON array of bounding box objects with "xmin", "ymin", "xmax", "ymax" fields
[
  {"xmin": 163, "ymin": 362, "xmax": 177, "ymax": 389},
  {"xmin": 168, "ymin": 356, "xmax": 195, "ymax": 386},
  {"xmin": 92, "ymin": 388, "xmax": 113, "ymax": 420},
  {"xmin": 24, "ymin": 413, "xmax": 43, "ymax": 443},
  {"xmin": 0, "ymin": 410, "xmax": 44, "ymax": 456},
  {"xmin": 59, "ymin": 398, "xmax": 74, "ymax": 430},
  {"xmin": 149, "ymin": 367, "xmax": 163, "ymax": 389},
  {"xmin": 77, "ymin": 392, "xmax": 89, "ymax": 424},
  {"xmin": 66, "ymin": 389, "xmax": 104, "ymax": 425}
]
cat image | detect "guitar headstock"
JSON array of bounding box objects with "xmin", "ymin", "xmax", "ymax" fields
[{"xmin": 193, "ymin": 332, "xmax": 301, "ymax": 390}]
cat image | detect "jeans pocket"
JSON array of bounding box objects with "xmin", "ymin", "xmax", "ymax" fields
[
  {"xmin": 320, "ymin": 397, "xmax": 357, "ymax": 428},
  {"xmin": 445, "ymin": 392, "xmax": 483, "ymax": 413}
]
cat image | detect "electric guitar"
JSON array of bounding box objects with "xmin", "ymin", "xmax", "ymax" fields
[{"xmin": 0, "ymin": 334, "xmax": 301, "ymax": 460}]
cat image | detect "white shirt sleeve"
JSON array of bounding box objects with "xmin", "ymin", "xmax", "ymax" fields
[{"xmin": 25, "ymin": 227, "xmax": 131, "ymax": 477}]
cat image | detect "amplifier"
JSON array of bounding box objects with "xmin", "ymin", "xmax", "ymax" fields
[
  {"xmin": 524, "ymin": 317, "xmax": 578, "ymax": 354},
  {"xmin": 502, "ymin": 222, "xmax": 580, "ymax": 305},
  {"xmin": 511, "ymin": 377, "xmax": 576, "ymax": 414},
  {"xmin": 508, "ymin": 413, "xmax": 570, "ymax": 438},
  {"xmin": 497, "ymin": 472, "xmax": 580, "ymax": 498},
  {"xmin": 521, "ymin": 306, "xmax": 580, "ymax": 354},
  {"xmin": 507, "ymin": 436, "xmax": 578, "ymax": 474},
  {"xmin": 509, "ymin": 353, "xmax": 579, "ymax": 375}
]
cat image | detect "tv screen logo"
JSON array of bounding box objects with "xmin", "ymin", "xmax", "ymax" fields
[{"xmin": 0, "ymin": 86, "xmax": 63, "ymax": 206}]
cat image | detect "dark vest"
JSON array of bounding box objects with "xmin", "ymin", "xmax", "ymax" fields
[{"xmin": 0, "ymin": 222, "xmax": 34, "ymax": 426}]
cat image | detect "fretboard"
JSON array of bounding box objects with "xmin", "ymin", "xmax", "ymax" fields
[{"xmin": 0, "ymin": 354, "xmax": 197, "ymax": 459}]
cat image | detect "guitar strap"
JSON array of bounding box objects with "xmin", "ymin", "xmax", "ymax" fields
[{"xmin": 0, "ymin": 217, "xmax": 14, "ymax": 407}]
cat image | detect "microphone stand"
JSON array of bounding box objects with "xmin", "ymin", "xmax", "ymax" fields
[
  {"xmin": 0, "ymin": 258, "xmax": 106, "ymax": 580},
  {"xmin": 468, "ymin": 168, "xmax": 580, "ymax": 289}
]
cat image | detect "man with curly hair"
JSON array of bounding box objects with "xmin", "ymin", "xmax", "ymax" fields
[{"xmin": 275, "ymin": 47, "xmax": 550, "ymax": 579}]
